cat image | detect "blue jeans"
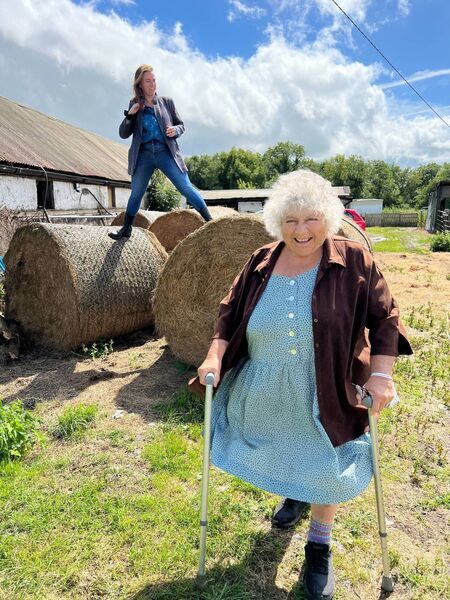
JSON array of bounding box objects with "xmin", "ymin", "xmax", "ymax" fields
[{"xmin": 126, "ymin": 141, "xmax": 211, "ymax": 221}]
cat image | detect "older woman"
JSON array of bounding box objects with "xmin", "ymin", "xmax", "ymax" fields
[
  {"xmin": 109, "ymin": 64, "xmax": 211, "ymax": 240},
  {"xmin": 196, "ymin": 170, "xmax": 412, "ymax": 600}
]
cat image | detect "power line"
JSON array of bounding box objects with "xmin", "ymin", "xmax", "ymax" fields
[{"xmin": 330, "ymin": 0, "xmax": 450, "ymax": 128}]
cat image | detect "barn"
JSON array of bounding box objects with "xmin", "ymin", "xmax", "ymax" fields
[{"xmin": 0, "ymin": 95, "xmax": 131, "ymax": 217}]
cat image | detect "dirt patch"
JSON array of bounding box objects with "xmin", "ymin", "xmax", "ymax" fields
[
  {"xmin": 375, "ymin": 252, "xmax": 450, "ymax": 314},
  {"xmin": 0, "ymin": 330, "xmax": 189, "ymax": 427}
]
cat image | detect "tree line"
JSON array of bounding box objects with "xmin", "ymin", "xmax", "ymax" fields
[{"xmin": 184, "ymin": 142, "xmax": 450, "ymax": 209}]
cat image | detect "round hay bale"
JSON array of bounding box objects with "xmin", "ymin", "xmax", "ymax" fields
[
  {"xmin": 338, "ymin": 216, "xmax": 373, "ymax": 253},
  {"xmin": 5, "ymin": 223, "xmax": 167, "ymax": 351},
  {"xmin": 112, "ymin": 209, "xmax": 202, "ymax": 252},
  {"xmin": 154, "ymin": 215, "xmax": 273, "ymax": 366},
  {"xmin": 208, "ymin": 206, "xmax": 237, "ymax": 219},
  {"xmin": 154, "ymin": 214, "xmax": 373, "ymax": 366},
  {"xmin": 111, "ymin": 209, "xmax": 164, "ymax": 230}
]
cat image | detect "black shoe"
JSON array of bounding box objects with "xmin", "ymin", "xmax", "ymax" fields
[
  {"xmin": 108, "ymin": 211, "xmax": 134, "ymax": 240},
  {"xmin": 303, "ymin": 541, "xmax": 334, "ymax": 600},
  {"xmin": 271, "ymin": 498, "xmax": 309, "ymax": 528}
]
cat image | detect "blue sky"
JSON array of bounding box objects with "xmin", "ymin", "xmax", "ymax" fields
[
  {"xmin": 0, "ymin": 0, "xmax": 449, "ymax": 164},
  {"xmin": 91, "ymin": 0, "xmax": 450, "ymax": 109}
]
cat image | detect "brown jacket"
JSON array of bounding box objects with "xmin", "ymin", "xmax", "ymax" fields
[{"xmin": 191, "ymin": 236, "xmax": 413, "ymax": 447}]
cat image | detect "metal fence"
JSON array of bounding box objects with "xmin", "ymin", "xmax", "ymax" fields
[
  {"xmin": 436, "ymin": 210, "xmax": 450, "ymax": 233},
  {"xmin": 364, "ymin": 212, "xmax": 423, "ymax": 227}
]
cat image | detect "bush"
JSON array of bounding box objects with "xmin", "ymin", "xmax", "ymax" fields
[
  {"xmin": 53, "ymin": 404, "xmax": 97, "ymax": 439},
  {"xmin": 145, "ymin": 170, "xmax": 181, "ymax": 212},
  {"xmin": 430, "ymin": 232, "xmax": 450, "ymax": 252},
  {"xmin": 0, "ymin": 399, "xmax": 43, "ymax": 462}
]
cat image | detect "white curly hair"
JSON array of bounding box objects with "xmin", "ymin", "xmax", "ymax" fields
[{"xmin": 263, "ymin": 169, "xmax": 344, "ymax": 239}]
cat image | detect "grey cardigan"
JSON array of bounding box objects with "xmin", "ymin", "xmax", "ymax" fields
[{"xmin": 119, "ymin": 94, "xmax": 187, "ymax": 175}]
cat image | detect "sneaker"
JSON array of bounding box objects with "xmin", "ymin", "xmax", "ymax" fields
[
  {"xmin": 303, "ymin": 541, "xmax": 334, "ymax": 600},
  {"xmin": 271, "ymin": 498, "xmax": 309, "ymax": 528}
]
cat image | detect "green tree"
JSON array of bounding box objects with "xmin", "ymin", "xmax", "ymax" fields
[
  {"xmin": 218, "ymin": 147, "xmax": 266, "ymax": 189},
  {"xmin": 363, "ymin": 160, "xmax": 401, "ymax": 207},
  {"xmin": 407, "ymin": 163, "xmax": 441, "ymax": 208},
  {"xmin": 321, "ymin": 154, "xmax": 367, "ymax": 198},
  {"xmin": 391, "ymin": 165, "xmax": 412, "ymax": 206},
  {"xmin": 185, "ymin": 154, "xmax": 222, "ymax": 190},
  {"xmin": 262, "ymin": 141, "xmax": 306, "ymax": 181},
  {"xmin": 145, "ymin": 170, "xmax": 181, "ymax": 211}
]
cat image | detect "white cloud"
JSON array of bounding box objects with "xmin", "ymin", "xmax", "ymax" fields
[
  {"xmin": 227, "ymin": 0, "xmax": 267, "ymax": 23},
  {"xmin": 397, "ymin": 0, "xmax": 410, "ymax": 17},
  {"xmin": 0, "ymin": 0, "xmax": 448, "ymax": 166},
  {"xmin": 109, "ymin": 0, "xmax": 135, "ymax": 5},
  {"xmin": 380, "ymin": 68, "xmax": 450, "ymax": 89}
]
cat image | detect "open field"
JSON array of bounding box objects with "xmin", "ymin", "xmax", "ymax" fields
[
  {"xmin": 0, "ymin": 248, "xmax": 449, "ymax": 600},
  {"xmin": 367, "ymin": 227, "xmax": 433, "ymax": 254}
]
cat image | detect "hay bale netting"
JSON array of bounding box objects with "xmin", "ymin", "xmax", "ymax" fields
[
  {"xmin": 338, "ymin": 216, "xmax": 373, "ymax": 253},
  {"xmin": 154, "ymin": 215, "xmax": 274, "ymax": 366},
  {"xmin": 112, "ymin": 209, "xmax": 202, "ymax": 252},
  {"xmin": 112, "ymin": 207, "xmax": 236, "ymax": 252},
  {"xmin": 4, "ymin": 223, "xmax": 167, "ymax": 350},
  {"xmin": 111, "ymin": 209, "xmax": 164, "ymax": 230},
  {"xmin": 154, "ymin": 214, "xmax": 373, "ymax": 367}
]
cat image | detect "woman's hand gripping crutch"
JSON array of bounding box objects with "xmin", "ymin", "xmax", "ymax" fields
[
  {"xmin": 196, "ymin": 372, "xmax": 215, "ymax": 589},
  {"xmin": 356, "ymin": 384, "xmax": 394, "ymax": 593}
]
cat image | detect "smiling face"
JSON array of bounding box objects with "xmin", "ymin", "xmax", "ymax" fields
[
  {"xmin": 281, "ymin": 209, "xmax": 329, "ymax": 261},
  {"xmin": 140, "ymin": 70, "xmax": 156, "ymax": 99}
]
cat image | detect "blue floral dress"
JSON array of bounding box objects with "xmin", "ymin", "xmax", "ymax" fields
[{"xmin": 210, "ymin": 265, "xmax": 373, "ymax": 504}]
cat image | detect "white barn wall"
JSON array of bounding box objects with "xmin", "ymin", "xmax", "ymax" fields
[
  {"xmin": 115, "ymin": 188, "xmax": 130, "ymax": 208},
  {"xmin": 53, "ymin": 182, "xmax": 110, "ymax": 210},
  {"xmin": 0, "ymin": 175, "xmax": 36, "ymax": 210}
]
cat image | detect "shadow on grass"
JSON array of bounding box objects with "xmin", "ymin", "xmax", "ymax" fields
[{"xmin": 129, "ymin": 525, "xmax": 308, "ymax": 600}]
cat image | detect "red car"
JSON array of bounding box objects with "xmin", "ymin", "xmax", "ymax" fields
[{"xmin": 344, "ymin": 208, "xmax": 366, "ymax": 230}]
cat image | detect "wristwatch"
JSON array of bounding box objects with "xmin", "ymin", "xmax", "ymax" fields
[{"xmin": 124, "ymin": 110, "xmax": 136, "ymax": 118}]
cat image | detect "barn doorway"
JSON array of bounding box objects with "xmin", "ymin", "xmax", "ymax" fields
[{"xmin": 37, "ymin": 180, "xmax": 55, "ymax": 209}]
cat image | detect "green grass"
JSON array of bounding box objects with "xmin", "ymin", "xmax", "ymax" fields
[
  {"xmin": 52, "ymin": 404, "xmax": 97, "ymax": 439},
  {"xmin": 367, "ymin": 227, "xmax": 433, "ymax": 253},
  {"xmin": 0, "ymin": 400, "xmax": 43, "ymax": 462},
  {"xmin": 0, "ymin": 313, "xmax": 447, "ymax": 598}
]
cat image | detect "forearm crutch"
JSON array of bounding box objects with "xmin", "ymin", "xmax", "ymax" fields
[
  {"xmin": 196, "ymin": 372, "xmax": 215, "ymax": 590},
  {"xmin": 356, "ymin": 385, "xmax": 394, "ymax": 593}
]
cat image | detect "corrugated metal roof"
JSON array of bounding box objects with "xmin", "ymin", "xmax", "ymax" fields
[
  {"xmin": 202, "ymin": 185, "xmax": 352, "ymax": 200},
  {"xmin": 0, "ymin": 95, "xmax": 130, "ymax": 182}
]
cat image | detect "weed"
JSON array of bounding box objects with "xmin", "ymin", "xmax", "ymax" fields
[
  {"xmin": 0, "ymin": 399, "xmax": 43, "ymax": 463},
  {"xmin": 128, "ymin": 351, "xmax": 144, "ymax": 369},
  {"xmin": 82, "ymin": 339, "xmax": 114, "ymax": 360},
  {"xmin": 154, "ymin": 388, "xmax": 204, "ymax": 424},
  {"xmin": 52, "ymin": 404, "xmax": 97, "ymax": 439},
  {"xmin": 430, "ymin": 232, "xmax": 450, "ymax": 252}
]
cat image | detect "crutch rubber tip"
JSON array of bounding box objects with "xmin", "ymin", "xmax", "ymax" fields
[
  {"xmin": 196, "ymin": 574, "xmax": 208, "ymax": 590},
  {"xmin": 381, "ymin": 575, "xmax": 394, "ymax": 593}
]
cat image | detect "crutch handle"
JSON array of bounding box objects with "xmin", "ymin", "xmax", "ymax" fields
[
  {"xmin": 355, "ymin": 384, "xmax": 373, "ymax": 409},
  {"xmin": 205, "ymin": 372, "xmax": 215, "ymax": 386}
]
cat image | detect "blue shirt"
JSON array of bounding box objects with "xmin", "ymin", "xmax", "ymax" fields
[{"xmin": 141, "ymin": 106, "xmax": 165, "ymax": 143}]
